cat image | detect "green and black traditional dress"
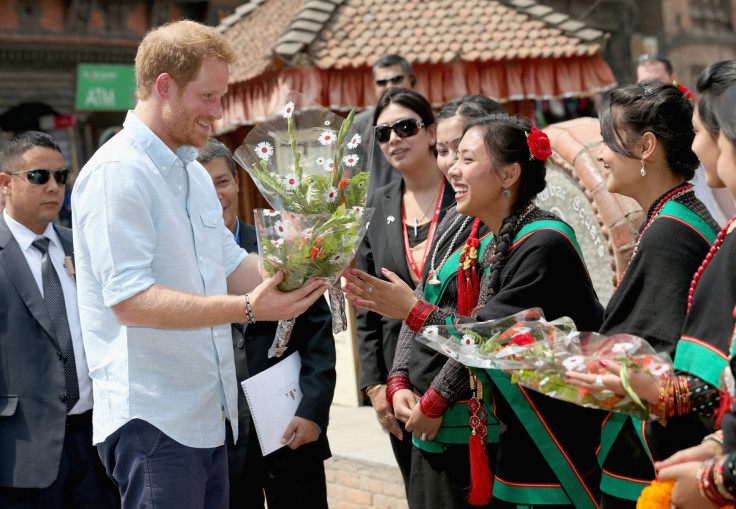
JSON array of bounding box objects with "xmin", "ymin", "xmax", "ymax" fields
[
  {"xmin": 392, "ymin": 205, "xmax": 605, "ymax": 508},
  {"xmin": 390, "ymin": 206, "xmax": 497, "ymax": 509},
  {"xmin": 596, "ymin": 184, "xmax": 720, "ymax": 508}
]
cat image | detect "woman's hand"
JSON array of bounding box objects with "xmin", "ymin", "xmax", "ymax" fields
[
  {"xmin": 658, "ymin": 461, "xmax": 718, "ymax": 509},
  {"xmin": 655, "ymin": 441, "xmax": 722, "ymax": 470},
  {"xmin": 392, "ymin": 388, "xmax": 417, "ymax": 423},
  {"xmin": 343, "ymin": 268, "xmax": 418, "ymax": 320},
  {"xmin": 564, "ymin": 360, "xmax": 661, "ymax": 403},
  {"xmin": 405, "ymin": 404, "xmax": 443, "ymax": 442},
  {"xmin": 370, "ymin": 385, "xmax": 403, "ymax": 440}
]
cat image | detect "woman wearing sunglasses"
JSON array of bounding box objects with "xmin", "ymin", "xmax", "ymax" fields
[
  {"xmin": 355, "ymin": 87, "xmax": 454, "ymax": 490},
  {"xmin": 347, "ymin": 113, "xmax": 605, "ymax": 508}
]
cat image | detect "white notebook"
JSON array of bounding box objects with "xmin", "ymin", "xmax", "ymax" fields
[{"xmin": 241, "ymin": 351, "xmax": 302, "ymax": 456}]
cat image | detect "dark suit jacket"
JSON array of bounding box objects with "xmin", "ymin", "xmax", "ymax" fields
[
  {"xmin": 227, "ymin": 219, "xmax": 336, "ymax": 475},
  {"xmin": 355, "ymin": 177, "xmax": 455, "ymax": 389},
  {"xmin": 0, "ymin": 216, "xmax": 74, "ymax": 488}
]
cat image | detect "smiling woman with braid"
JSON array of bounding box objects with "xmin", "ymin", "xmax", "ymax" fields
[{"xmin": 345, "ymin": 114, "xmax": 604, "ymax": 509}]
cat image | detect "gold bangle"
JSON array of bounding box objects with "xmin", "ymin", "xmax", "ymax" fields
[{"xmin": 365, "ymin": 384, "xmax": 383, "ymax": 397}]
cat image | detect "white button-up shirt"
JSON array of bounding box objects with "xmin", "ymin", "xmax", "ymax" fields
[{"xmin": 72, "ymin": 111, "xmax": 245, "ymax": 447}]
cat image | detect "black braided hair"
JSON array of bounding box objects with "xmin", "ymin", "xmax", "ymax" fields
[
  {"xmin": 463, "ymin": 114, "xmax": 547, "ymax": 295},
  {"xmin": 599, "ymin": 80, "xmax": 699, "ymax": 180}
]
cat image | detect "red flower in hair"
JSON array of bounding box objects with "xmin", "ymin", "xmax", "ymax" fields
[
  {"xmin": 526, "ymin": 127, "xmax": 552, "ymax": 162},
  {"xmin": 675, "ymin": 82, "xmax": 696, "ymax": 101}
]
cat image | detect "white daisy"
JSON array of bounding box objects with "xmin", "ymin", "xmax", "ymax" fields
[
  {"xmin": 266, "ymin": 254, "xmax": 281, "ymax": 264},
  {"xmin": 358, "ymin": 181, "xmax": 365, "ymax": 188},
  {"xmin": 342, "ymin": 153, "xmax": 359, "ymax": 167},
  {"xmin": 424, "ymin": 325, "xmax": 440, "ymax": 337},
  {"xmin": 280, "ymin": 102, "xmax": 295, "ymax": 118},
  {"xmin": 319, "ymin": 130, "xmax": 337, "ymax": 145},
  {"xmin": 352, "ymin": 206, "xmax": 364, "ymax": 215},
  {"xmin": 273, "ymin": 221, "xmax": 287, "ymax": 238},
  {"xmin": 561, "ymin": 355, "xmax": 585, "ymax": 371},
  {"xmin": 323, "ymin": 187, "xmax": 338, "ymax": 203},
  {"xmin": 263, "ymin": 209, "xmax": 279, "ymax": 217},
  {"xmin": 323, "ymin": 159, "xmax": 335, "ymax": 172},
  {"xmin": 328, "ymin": 253, "xmax": 344, "ymax": 264},
  {"xmin": 283, "ymin": 173, "xmax": 300, "ymax": 190},
  {"xmin": 347, "ymin": 133, "xmax": 362, "ymax": 149},
  {"xmin": 301, "ymin": 227, "xmax": 314, "ymax": 237},
  {"xmin": 462, "ymin": 334, "xmax": 475, "ymax": 346},
  {"xmin": 270, "ymin": 238, "xmax": 284, "ymax": 247},
  {"xmin": 255, "ymin": 141, "xmax": 274, "ymax": 161},
  {"xmin": 316, "ymin": 156, "xmax": 326, "ymax": 165}
]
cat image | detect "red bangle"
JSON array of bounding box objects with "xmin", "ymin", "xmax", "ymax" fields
[
  {"xmin": 386, "ymin": 375, "xmax": 410, "ymax": 406},
  {"xmin": 418, "ymin": 386, "xmax": 450, "ymax": 418},
  {"xmin": 406, "ymin": 300, "xmax": 439, "ymax": 332}
]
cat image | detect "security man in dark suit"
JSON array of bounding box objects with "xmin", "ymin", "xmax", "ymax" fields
[
  {"xmin": 198, "ymin": 138, "xmax": 336, "ymax": 509},
  {"xmin": 0, "ymin": 131, "xmax": 118, "ymax": 508}
]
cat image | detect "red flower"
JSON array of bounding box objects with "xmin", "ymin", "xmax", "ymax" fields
[
  {"xmin": 676, "ymin": 82, "xmax": 696, "ymax": 101},
  {"xmin": 526, "ymin": 127, "xmax": 552, "ymax": 162},
  {"xmin": 337, "ymin": 179, "xmax": 349, "ymax": 189},
  {"xmin": 509, "ymin": 333, "xmax": 535, "ymax": 346}
]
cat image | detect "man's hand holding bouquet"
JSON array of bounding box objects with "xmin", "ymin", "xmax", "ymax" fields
[{"xmin": 234, "ymin": 91, "xmax": 374, "ymax": 356}]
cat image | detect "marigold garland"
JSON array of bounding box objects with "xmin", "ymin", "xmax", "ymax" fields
[{"xmin": 636, "ymin": 479, "xmax": 734, "ymax": 509}]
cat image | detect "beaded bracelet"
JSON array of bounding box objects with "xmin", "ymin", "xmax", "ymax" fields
[
  {"xmin": 698, "ymin": 456, "xmax": 736, "ymax": 505},
  {"xmin": 405, "ymin": 300, "xmax": 439, "ymax": 332},
  {"xmin": 386, "ymin": 375, "xmax": 411, "ymax": 406},
  {"xmin": 243, "ymin": 293, "xmax": 256, "ymax": 324},
  {"xmin": 418, "ymin": 386, "xmax": 450, "ymax": 418},
  {"xmin": 702, "ymin": 429, "xmax": 725, "ymax": 447}
]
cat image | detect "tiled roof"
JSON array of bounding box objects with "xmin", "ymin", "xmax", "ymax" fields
[
  {"xmin": 309, "ymin": 0, "xmax": 604, "ymax": 69},
  {"xmin": 216, "ymin": 0, "xmax": 615, "ymax": 131},
  {"xmin": 219, "ymin": 0, "xmax": 308, "ymax": 83},
  {"xmin": 220, "ymin": 0, "xmax": 605, "ymax": 80}
]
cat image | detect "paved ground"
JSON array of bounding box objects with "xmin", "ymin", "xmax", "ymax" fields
[
  {"xmin": 327, "ymin": 404, "xmax": 397, "ymax": 466},
  {"xmin": 325, "ymin": 404, "xmax": 409, "ymax": 509}
]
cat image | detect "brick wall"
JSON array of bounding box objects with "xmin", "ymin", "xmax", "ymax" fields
[{"xmin": 325, "ymin": 456, "xmax": 408, "ymax": 509}]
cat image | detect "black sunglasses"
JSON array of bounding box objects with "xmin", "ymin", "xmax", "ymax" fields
[
  {"xmin": 8, "ymin": 168, "xmax": 71, "ymax": 185},
  {"xmin": 638, "ymin": 53, "xmax": 666, "ymax": 63},
  {"xmin": 375, "ymin": 74, "xmax": 407, "ymax": 87},
  {"xmin": 374, "ymin": 118, "xmax": 425, "ymax": 143}
]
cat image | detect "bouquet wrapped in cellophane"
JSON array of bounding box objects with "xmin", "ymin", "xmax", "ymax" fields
[
  {"xmin": 234, "ymin": 91, "xmax": 374, "ymax": 356},
  {"xmin": 419, "ymin": 308, "xmax": 673, "ymax": 420},
  {"xmin": 511, "ymin": 331, "xmax": 672, "ymax": 420},
  {"xmin": 417, "ymin": 308, "xmax": 575, "ymax": 369}
]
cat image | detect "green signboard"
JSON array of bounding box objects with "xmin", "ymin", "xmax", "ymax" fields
[{"xmin": 76, "ymin": 64, "xmax": 137, "ymax": 111}]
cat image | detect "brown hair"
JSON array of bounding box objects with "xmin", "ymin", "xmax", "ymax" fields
[{"xmin": 135, "ymin": 20, "xmax": 235, "ymax": 101}]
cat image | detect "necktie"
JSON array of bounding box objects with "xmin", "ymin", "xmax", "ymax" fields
[{"xmin": 32, "ymin": 237, "xmax": 79, "ymax": 412}]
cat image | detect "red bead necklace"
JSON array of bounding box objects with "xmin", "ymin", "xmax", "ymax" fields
[
  {"xmin": 687, "ymin": 214, "xmax": 736, "ymax": 312},
  {"xmin": 618, "ymin": 183, "xmax": 694, "ymax": 285}
]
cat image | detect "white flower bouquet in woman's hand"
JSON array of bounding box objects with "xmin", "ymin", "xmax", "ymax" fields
[
  {"xmin": 418, "ymin": 308, "xmax": 574, "ymax": 369},
  {"xmin": 512, "ymin": 331, "xmax": 673, "ymax": 420},
  {"xmin": 234, "ymin": 91, "xmax": 374, "ymax": 356}
]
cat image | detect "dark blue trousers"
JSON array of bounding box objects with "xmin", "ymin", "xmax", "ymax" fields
[{"xmin": 97, "ymin": 419, "xmax": 228, "ymax": 509}]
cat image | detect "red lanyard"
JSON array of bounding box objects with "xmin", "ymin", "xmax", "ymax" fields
[{"xmin": 401, "ymin": 179, "xmax": 445, "ymax": 280}]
